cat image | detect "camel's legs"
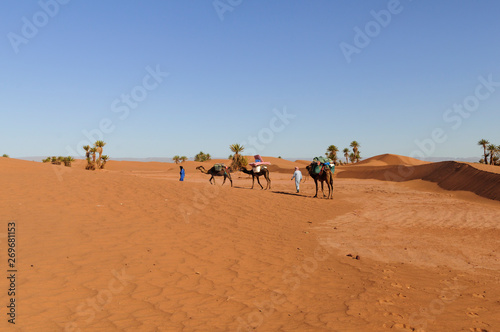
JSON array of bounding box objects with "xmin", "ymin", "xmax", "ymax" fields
[
  {"xmin": 314, "ymin": 179, "xmax": 319, "ymax": 198},
  {"xmin": 255, "ymin": 176, "xmax": 263, "ymax": 189},
  {"xmin": 266, "ymin": 175, "xmax": 271, "ymax": 190},
  {"xmin": 210, "ymin": 175, "xmax": 215, "ymax": 185}
]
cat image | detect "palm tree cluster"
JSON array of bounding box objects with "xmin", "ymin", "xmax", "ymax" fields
[
  {"xmin": 478, "ymin": 139, "xmax": 500, "ymax": 165},
  {"xmin": 172, "ymin": 155, "xmax": 188, "ymax": 164},
  {"xmin": 83, "ymin": 141, "xmax": 109, "ymax": 170},
  {"xmin": 42, "ymin": 156, "xmax": 74, "ymax": 167},
  {"xmin": 194, "ymin": 151, "xmax": 211, "ymax": 162},
  {"xmin": 326, "ymin": 141, "xmax": 361, "ymax": 165},
  {"xmin": 229, "ymin": 144, "xmax": 247, "ymax": 171},
  {"xmin": 325, "ymin": 145, "xmax": 339, "ymax": 163}
]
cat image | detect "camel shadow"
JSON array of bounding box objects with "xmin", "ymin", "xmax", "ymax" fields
[
  {"xmin": 234, "ymin": 186, "xmax": 272, "ymax": 191},
  {"xmin": 233, "ymin": 186, "xmax": 253, "ymax": 190},
  {"xmin": 271, "ymin": 191, "xmax": 310, "ymax": 198}
]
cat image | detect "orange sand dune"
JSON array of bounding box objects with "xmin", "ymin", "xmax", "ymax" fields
[
  {"xmin": 1, "ymin": 157, "xmax": 499, "ymax": 331},
  {"xmin": 337, "ymin": 160, "xmax": 500, "ymax": 201},
  {"xmin": 353, "ymin": 153, "xmax": 429, "ymax": 167}
]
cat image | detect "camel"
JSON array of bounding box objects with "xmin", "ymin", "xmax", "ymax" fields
[
  {"xmin": 306, "ymin": 163, "xmax": 333, "ymax": 199},
  {"xmin": 239, "ymin": 166, "xmax": 271, "ymax": 190},
  {"xmin": 196, "ymin": 165, "xmax": 233, "ymax": 187}
]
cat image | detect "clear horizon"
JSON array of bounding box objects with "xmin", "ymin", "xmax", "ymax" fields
[{"xmin": 1, "ymin": 1, "xmax": 499, "ymax": 160}]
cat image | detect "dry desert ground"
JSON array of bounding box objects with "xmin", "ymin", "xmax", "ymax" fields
[{"xmin": 1, "ymin": 155, "xmax": 499, "ymax": 331}]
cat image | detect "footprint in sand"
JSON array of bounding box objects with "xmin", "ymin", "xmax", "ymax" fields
[
  {"xmin": 396, "ymin": 293, "xmax": 407, "ymax": 299},
  {"xmin": 467, "ymin": 311, "xmax": 479, "ymax": 317},
  {"xmin": 383, "ymin": 312, "xmax": 403, "ymax": 319},
  {"xmin": 378, "ymin": 299, "xmax": 395, "ymax": 305},
  {"xmin": 469, "ymin": 327, "xmax": 489, "ymax": 332},
  {"xmin": 391, "ymin": 282, "xmax": 403, "ymax": 288},
  {"xmin": 391, "ymin": 323, "xmax": 417, "ymax": 331},
  {"xmin": 472, "ymin": 293, "xmax": 486, "ymax": 299}
]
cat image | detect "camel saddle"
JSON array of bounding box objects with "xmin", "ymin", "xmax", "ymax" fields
[
  {"xmin": 214, "ymin": 163, "xmax": 226, "ymax": 172},
  {"xmin": 312, "ymin": 156, "xmax": 335, "ymax": 175}
]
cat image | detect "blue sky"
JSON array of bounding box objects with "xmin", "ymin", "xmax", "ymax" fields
[{"xmin": 1, "ymin": 0, "xmax": 499, "ymax": 159}]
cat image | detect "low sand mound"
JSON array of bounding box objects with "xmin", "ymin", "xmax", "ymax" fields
[
  {"xmin": 338, "ymin": 161, "xmax": 500, "ymax": 201},
  {"xmin": 353, "ymin": 153, "xmax": 428, "ymax": 167}
]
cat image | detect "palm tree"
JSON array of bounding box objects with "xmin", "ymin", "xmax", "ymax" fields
[
  {"xmin": 100, "ymin": 155, "xmax": 109, "ymax": 169},
  {"xmin": 94, "ymin": 141, "xmax": 106, "ymax": 161},
  {"xmin": 85, "ymin": 157, "xmax": 95, "ymax": 170},
  {"xmin": 343, "ymin": 148, "xmax": 350, "ymax": 164},
  {"xmin": 230, "ymin": 144, "xmax": 245, "ymax": 159},
  {"xmin": 492, "ymin": 154, "xmax": 499, "ymax": 166},
  {"xmin": 355, "ymin": 152, "xmax": 361, "ymax": 163},
  {"xmin": 350, "ymin": 141, "xmax": 360, "ymax": 162},
  {"xmin": 229, "ymin": 143, "xmax": 246, "ymax": 171},
  {"xmin": 487, "ymin": 144, "xmax": 497, "ymax": 165},
  {"xmin": 173, "ymin": 155, "xmax": 180, "ymax": 164},
  {"xmin": 478, "ymin": 139, "xmax": 490, "ymax": 164},
  {"xmin": 2, "ymin": 154, "xmax": 9, "ymax": 158},
  {"xmin": 63, "ymin": 156, "xmax": 75, "ymax": 167},
  {"xmin": 83, "ymin": 145, "xmax": 91, "ymax": 159},
  {"xmin": 89, "ymin": 147, "xmax": 97, "ymax": 163},
  {"xmin": 349, "ymin": 152, "xmax": 356, "ymax": 164},
  {"xmin": 326, "ymin": 145, "xmax": 339, "ymax": 162},
  {"xmin": 180, "ymin": 156, "xmax": 188, "ymax": 163}
]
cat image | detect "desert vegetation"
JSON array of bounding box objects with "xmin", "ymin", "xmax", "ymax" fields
[
  {"xmin": 325, "ymin": 141, "xmax": 361, "ymax": 165},
  {"xmin": 84, "ymin": 141, "xmax": 109, "ymax": 170},
  {"xmin": 478, "ymin": 139, "xmax": 500, "ymax": 165},
  {"xmin": 194, "ymin": 151, "xmax": 211, "ymax": 162},
  {"xmin": 229, "ymin": 144, "xmax": 247, "ymax": 171},
  {"xmin": 42, "ymin": 156, "xmax": 74, "ymax": 167},
  {"xmin": 173, "ymin": 155, "xmax": 188, "ymax": 164},
  {"xmin": 325, "ymin": 145, "xmax": 338, "ymax": 163}
]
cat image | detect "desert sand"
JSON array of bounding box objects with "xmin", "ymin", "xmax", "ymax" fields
[{"xmin": 0, "ymin": 155, "xmax": 499, "ymax": 331}]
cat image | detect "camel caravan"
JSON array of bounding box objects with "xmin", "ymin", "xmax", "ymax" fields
[{"xmin": 195, "ymin": 154, "xmax": 335, "ymax": 199}]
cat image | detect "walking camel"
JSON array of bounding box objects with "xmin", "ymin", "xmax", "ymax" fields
[
  {"xmin": 306, "ymin": 163, "xmax": 333, "ymax": 199},
  {"xmin": 196, "ymin": 165, "xmax": 233, "ymax": 187},
  {"xmin": 239, "ymin": 166, "xmax": 271, "ymax": 190}
]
